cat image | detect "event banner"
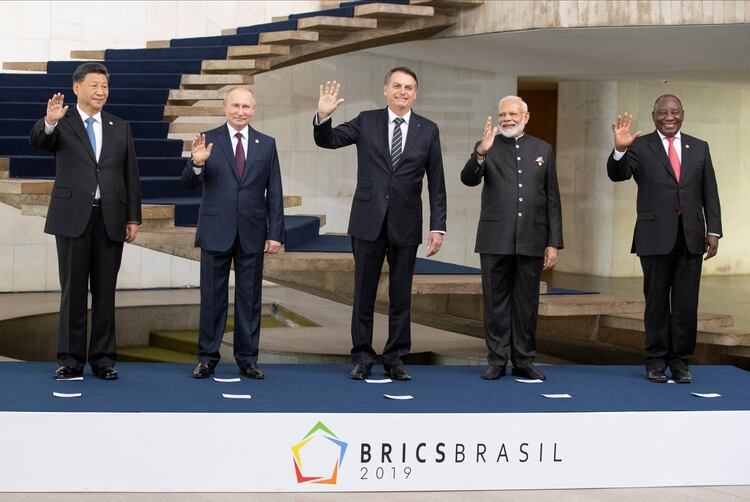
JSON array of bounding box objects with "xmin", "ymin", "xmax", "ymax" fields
[{"xmin": 2, "ymin": 411, "xmax": 748, "ymax": 491}]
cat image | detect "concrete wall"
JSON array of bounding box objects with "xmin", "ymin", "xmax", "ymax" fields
[
  {"xmin": 0, "ymin": 1, "xmax": 320, "ymax": 62},
  {"xmin": 447, "ymin": 0, "xmax": 749, "ymax": 36},
  {"xmin": 555, "ymin": 80, "xmax": 750, "ymax": 277}
]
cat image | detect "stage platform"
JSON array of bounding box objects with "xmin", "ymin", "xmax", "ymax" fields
[{"xmin": 1, "ymin": 362, "xmax": 748, "ymax": 492}]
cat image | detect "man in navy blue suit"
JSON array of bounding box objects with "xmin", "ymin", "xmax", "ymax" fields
[
  {"xmin": 183, "ymin": 86, "xmax": 285, "ymax": 379},
  {"xmin": 313, "ymin": 67, "xmax": 447, "ymax": 381}
]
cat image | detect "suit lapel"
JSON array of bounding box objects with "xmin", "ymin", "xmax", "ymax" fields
[
  {"xmin": 646, "ymin": 132, "xmax": 678, "ymax": 183},
  {"xmin": 379, "ymin": 108, "xmax": 390, "ymax": 167},
  {"xmin": 680, "ymin": 133, "xmax": 693, "ymax": 184},
  {"xmin": 66, "ymin": 109, "xmax": 97, "ymax": 164},
  {"xmin": 100, "ymin": 112, "xmax": 115, "ymax": 165},
  {"xmin": 215, "ymin": 124, "xmax": 239, "ymax": 183},
  {"xmin": 243, "ymin": 127, "xmax": 260, "ymax": 180}
]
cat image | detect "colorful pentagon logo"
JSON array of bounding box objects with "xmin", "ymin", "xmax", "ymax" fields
[{"xmin": 292, "ymin": 421, "xmax": 348, "ymax": 484}]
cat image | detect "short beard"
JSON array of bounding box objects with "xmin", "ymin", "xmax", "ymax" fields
[{"xmin": 499, "ymin": 121, "xmax": 525, "ymax": 139}]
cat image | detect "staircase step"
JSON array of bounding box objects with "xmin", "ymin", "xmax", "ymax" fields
[
  {"xmin": 0, "ymin": 136, "xmax": 182, "ymax": 157},
  {"xmin": 169, "ymin": 122, "xmax": 225, "ymax": 134},
  {"xmin": 601, "ymin": 312, "xmax": 734, "ymax": 331},
  {"xmin": 2, "ymin": 62, "xmax": 46, "ymax": 72},
  {"xmin": 354, "ymin": 3, "xmax": 434, "ymax": 20},
  {"xmin": 170, "ymin": 33, "xmax": 260, "ymax": 49},
  {"xmin": 168, "ymin": 89, "xmax": 231, "ymax": 103},
  {"xmin": 105, "ymin": 46, "xmax": 228, "ymax": 61},
  {"xmin": 180, "ymin": 74, "xmax": 254, "ymax": 89},
  {"xmin": 0, "ymin": 87, "xmax": 170, "ymax": 105},
  {"xmin": 146, "ymin": 40, "xmax": 171, "ymax": 48},
  {"xmin": 0, "ymin": 119, "xmax": 168, "ymax": 138},
  {"xmin": 117, "ymin": 345, "xmax": 196, "ymax": 363},
  {"xmin": 258, "ymin": 30, "xmax": 319, "ymax": 45},
  {"xmin": 538, "ymin": 294, "xmax": 644, "ymax": 316},
  {"xmin": 296, "ymin": 16, "xmax": 378, "ymax": 35},
  {"xmin": 46, "ymin": 59, "xmax": 204, "ymax": 75},
  {"xmin": 149, "ymin": 330, "xmax": 199, "ymax": 354},
  {"xmin": 0, "ymin": 72, "xmax": 181, "ymax": 89},
  {"xmin": 201, "ymin": 59, "xmax": 271, "ymax": 74},
  {"xmin": 227, "ymin": 45, "xmax": 291, "ymax": 59},
  {"xmin": 163, "ymin": 105, "xmax": 224, "ymax": 119},
  {"xmin": 69, "ymin": 50, "xmax": 106, "ymax": 59},
  {"xmin": 410, "ymin": 0, "xmax": 484, "ymax": 7},
  {"xmin": 3, "ymin": 102, "xmax": 164, "ymax": 122},
  {"xmin": 697, "ymin": 326, "xmax": 750, "ymax": 347}
]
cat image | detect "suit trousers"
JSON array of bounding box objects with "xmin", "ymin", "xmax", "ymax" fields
[
  {"xmin": 480, "ymin": 254, "xmax": 543, "ymax": 368},
  {"xmin": 350, "ymin": 215, "xmax": 418, "ymax": 366},
  {"xmin": 198, "ymin": 236, "xmax": 264, "ymax": 367},
  {"xmin": 55, "ymin": 205, "xmax": 123, "ymax": 371},
  {"xmin": 639, "ymin": 219, "xmax": 702, "ymax": 371}
]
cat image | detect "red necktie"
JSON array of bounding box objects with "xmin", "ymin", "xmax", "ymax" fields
[
  {"xmin": 667, "ymin": 136, "xmax": 680, "ymax": 182},
  {"xmin": 235, "ymin": 132, "xmax": 245, "ymax": 178}
]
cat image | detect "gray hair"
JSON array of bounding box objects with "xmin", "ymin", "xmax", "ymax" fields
[{"xmin": 498, "ymin": 95, "xmax": 528, "ymax": 113}]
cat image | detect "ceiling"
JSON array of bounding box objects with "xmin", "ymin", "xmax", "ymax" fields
[{"xmin": 366, "ymin": 24, "xmax": 750, "ymax": 85}]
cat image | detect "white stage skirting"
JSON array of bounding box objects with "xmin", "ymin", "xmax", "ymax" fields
[{"xmin": 2, "ymin": 410, "xmax": 748, "ymax": 492}]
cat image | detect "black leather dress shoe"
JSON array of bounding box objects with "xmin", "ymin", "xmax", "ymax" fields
[
  {"xmin": 93, "ymin": 367, "xmax": 118, "ymax": 380},
  {"xmin": 350, "ymin": 363, "xmax": 373, "ymax": 380},
  {"xmin": 387, "ymin": 365, "xmax": 412, "ymax": 381},
  {"xmin": 239, "ymin": 363, "xmax": 265, "ymax": 379},
  {"xmin": 671, "ymin": 368, "xmax": 692, "ymax": 384},
  {"xmin": 54, "ymin": 366, "xmax": 83, "ymax": 379},
  {"xmin": 192, "ymin": 362, "xmax": 214, "ymax": 379},
  {"xmin": 481, "ymin": 365, "xmax": 506, "ymax": 380},
  {"xmin": 511, "ymin": 364, "xmax": 546, "ymax": 380},
  {"xmin": 646, "ymin": 368, "xmax": 668, "ymax": 383}
]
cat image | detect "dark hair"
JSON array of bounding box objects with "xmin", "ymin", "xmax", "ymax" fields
[
  {"xmin": 653, "ymin": 94, "xmax": 683, "ymax": 111},
  {"xmin": 384, "ymin": 66, "xmax": 418, "ymax": 88},
  {"xmin": 73, "ymin": 62, "xmax": 110, "ymax": 83}
]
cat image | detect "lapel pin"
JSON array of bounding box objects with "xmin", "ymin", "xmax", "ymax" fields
[
  {"xmin": 255, "ymin": 139, "xmax": 260, "ymax": 144},
  {"xmin": 108, "ymin": 121, "xmax": 113, "ymax": 125},
  {"xmin": 685, "ymin": 144, "xmax": 690, "ymax": 149}
]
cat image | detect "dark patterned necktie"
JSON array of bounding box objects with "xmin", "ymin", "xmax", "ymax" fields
[
  {"xmin": 235, "ymin": 132, "xmax": 245, "ymax": 178},
  {"xmin": 390, "ymin": 117, "xmax": 405, "ymax": 167}
]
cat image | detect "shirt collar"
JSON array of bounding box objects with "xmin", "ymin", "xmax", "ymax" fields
[
  {"xmin": 387, "ymin": 107, "xmax": 411, "ymax": 125},
  {"xmin": 657, "ymin": 130, "xmax": 681, "ymax": 142},
  {"xmin": 227, "ymin": 123, "xmax": 249, "ymax": 139},
  {"xmin": 77, "ymin": 105, "xmax": 101, "ymax": 123}
]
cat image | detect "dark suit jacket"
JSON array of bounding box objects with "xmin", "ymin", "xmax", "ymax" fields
[
  {"xmin": 461, "ymin": 134, "xmax": 563, "ymax": 257},
  {"xmin": 30, "ymin": 109, "xmax": 141, "ymax": 242},
  {"xmin": 182, "ymin": 124, "xmax": 285, "ymax": 254},
  {"xmin": 314, "ymin": 108, "xmax": 446, "ymax": 246},
  {"xmin": 607, "ymin": 131, "xmax": 722, "ymax": 256}
]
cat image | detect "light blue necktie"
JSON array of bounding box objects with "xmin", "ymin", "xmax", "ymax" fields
[{"xmin": 84, "ymin": 117, "xmax": 96, "ymax": 157}]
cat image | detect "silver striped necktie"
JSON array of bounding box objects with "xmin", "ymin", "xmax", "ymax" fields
[{"xmin": 390, "ymin": 117, "xmax": 405, "ymax": 167}]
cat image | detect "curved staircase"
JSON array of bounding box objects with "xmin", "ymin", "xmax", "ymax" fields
[{"xmin": 1, "ymin": 0, "xmax": 748, "ymax": 369}]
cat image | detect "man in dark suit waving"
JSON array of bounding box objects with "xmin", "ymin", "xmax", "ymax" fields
[
  {"xmin": 313, "ymin": 67, "xmax": 447, "ymax": 380},
  {"xmin": 184, "ymin": 86, "xmax": 285, "ymax": 379},
  {"xmin": 608, "ymin": 94, "xmax": 722, "ymax": 383},
  {"xmin": 30, "ymin": 62, "xmax": 141, "ymax": 380},
  {"xmin": 461, "ymin": 96, "xmax": 563, "ymax": 381}
]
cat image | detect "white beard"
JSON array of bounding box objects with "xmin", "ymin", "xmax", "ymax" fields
[{"xmin": 499, "ymin": 121, "xmax": 525, "ymax": 139}]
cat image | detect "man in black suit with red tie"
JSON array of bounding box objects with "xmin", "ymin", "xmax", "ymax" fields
[
  {"xmin": 30, "ymin": 62, "xmax": 141, "ymax": 380},
  {"xmin": 608, "ymin": 94, "xmax": 722, "ymax": 383},
  {"xmin": 313, "ymin": 67, "xmax": 447, "ymax": 381}
]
